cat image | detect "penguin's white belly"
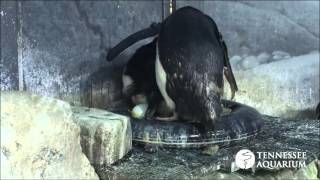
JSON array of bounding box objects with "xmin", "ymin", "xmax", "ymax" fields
[{"xmin": 155, "ymin": 42, "xmax": 176, "ymax": 111}]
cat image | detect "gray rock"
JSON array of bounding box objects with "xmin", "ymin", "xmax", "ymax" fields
[
  {"xmin": 201, "ymin": 1, "xmax": 319, "ymax": 56},
  {"xmin": 272, "ymin": 51, "xmax": 290, "ymax": 57},
  {"xmin": 294, "ymin": 160, "xmax": 319, "ymax": 180},
  {"xmin": 272, "ymin": 54, "xmax": 283, "ymax": 61},
  {"xmin": 256, "ymin": 52, "xmax": 271, "ymax": 64},
  {"xmin": 0, "ymin": 91, "xmax": 98, "ymax": 179},
  {"xmin": 309, "ymin": 50, "xmax": 320, "ymax": 54},
  {"xmin": 72, "ymin": 106, "xmax": 132, "ymax": 165},
  {"xmin": 241, "ymin": 55, "xmax": 260, "ymax": 70},
  {"xmin": 241, "ymin": 1, "xmax": 319, "ymax": 37},
  {"xmin": 224, "ymin": 53, "xmax": 319, "ymax": 119},
  {"xmin": 230, "ymin": 55, "xmax": 242, "ymax": 65},
  {"xmin": 272, "ymin": 51, "xmax": 291, "ymax": 61},
  {"xmin": 230, "ymin": 55, "xmax": 243, "ymax": 70}
]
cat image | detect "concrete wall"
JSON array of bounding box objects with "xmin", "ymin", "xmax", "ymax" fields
[
  {"xmin": 1, "ymin": 1, "xmax": 163, "ymax": 108},
  {"xmin": 1, "ymin": 1, "xmax": 319, "ymax": 108},
  {"xmin": 1, "ymin": 1, "xmax": 19, "ymax": 91}
]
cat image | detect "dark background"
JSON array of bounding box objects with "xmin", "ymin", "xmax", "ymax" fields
[{"xmin": 1, "ymin": 0, "xmax": 319, "ymax": 108}]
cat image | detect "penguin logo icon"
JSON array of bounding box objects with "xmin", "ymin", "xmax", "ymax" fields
[{"xmin": 235, "ymin": 149, "xmax": 255, "ymax": 169}]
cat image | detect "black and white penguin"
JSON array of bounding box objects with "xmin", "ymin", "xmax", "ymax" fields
[
  {"xmin": 107, "ymin": 6, "xmax": 238, "ymax": 129},
  {"xmin": 121, "ymin": 38, "xmax": 171, "ymax": 119},
  {"xmin": 121, "ymin": 38, "xmax": 157, "ymax": 106}
]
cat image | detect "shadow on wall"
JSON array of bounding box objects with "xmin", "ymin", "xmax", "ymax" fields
[{"xmin": 80, "ymin": 54, "xmax": 130, "ymax": 109}]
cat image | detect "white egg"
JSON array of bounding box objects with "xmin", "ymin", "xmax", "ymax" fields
[{"xmin": 132, "ymin": 103, "xmax": 148, "ymax": 119}]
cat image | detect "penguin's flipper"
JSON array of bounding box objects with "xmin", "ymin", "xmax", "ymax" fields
[
  {"xmin": 205, "ymin": 14, "xmax": 238, "ymax": 99},
  {"xmin": 221, "ymin": 40, "xmax": 238, "ymax": 100},
  {"xmin": 106, "ymin": 23, "xmax": 162, "ymax": 61}
]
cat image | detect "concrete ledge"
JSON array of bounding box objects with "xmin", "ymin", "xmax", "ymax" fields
[{"xmin": 72, "ymin": 106, "xmax": 132, "ymax": 166}]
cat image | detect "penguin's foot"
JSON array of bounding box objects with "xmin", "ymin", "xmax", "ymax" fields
[
  {"xmin": 145, "ymin": 106, "xmax": 156, "ymax": 120},
  {"xmin": 154, "ymin": 112, "xmax": 178, "ymax": 121}
]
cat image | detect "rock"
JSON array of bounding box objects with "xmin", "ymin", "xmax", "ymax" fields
[
  {"xmin": 224, "ymin": 53, "xmax": 320, "ymax": 119},
  {"xmin": 230, "ymin": 55, "xmax": 243, "ymax": 71},
  {"xmin": 0, "ymin": 91, "xmax": 98, "ymax": 179},
  {"xmin": 256, "ymin": 52, "xmax": 271, "ymax": 64},
  {"xmin": 272, "ymin": 51, "xmax": 291, "ymax": 61},
  {"xmin": 272, "ymin": 54, "xmax": 283, "ymax": 61},
  {"xmin": 241, "ymin": 55, "xmax": 260, "ymax": 70},
  {"xmin": 202, "ymin": 1, "xmax": 319, "ymax": 56},
  {"xmin": 309, "ymin": 50, "xmax": 320, "ymax": 54},
  {"xmin": 294, "ymin": 160, "xmax": 319, "ymax": 180},
  {"xmin": 72, "ymin": 106, "xmax": 132, "ymax": 166},
  {"xmin": 230, "ymin": 55, "xmax": 242, "ymax": 65},
  {"xmin": 272, "ymin": 51, "xmax": 290, "ymax": 57}
]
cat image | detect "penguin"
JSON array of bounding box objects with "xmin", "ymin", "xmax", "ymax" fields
[
  {"xmin": 121, "ymin": 38, "xmax": 157, "ymax": 106},
  {"xmin": 107, "ymin": 6, "xmax": 238, "ymax": 130},
  {"xmin": 121, "ymin": 38, "xmax": 172, "ymax": 119}
]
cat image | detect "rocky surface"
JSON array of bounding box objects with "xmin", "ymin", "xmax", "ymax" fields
[
  {"xmin": 0, "ymin": 91, "xmax": 98, "ymax": 179},
  {"xmin": 72, "ymin": 106, "xmax": 132, "ymax": 166},
  {"xmin": 201, "ymin": 1, "xmax": 319, "ymax": 56},
  {"xmin": 97, "ymin": 116, "xmax": 320, "ymax": 179},
  {"xmin": 225, "ymin": 52, "xmax": 320, "ymax": 119}
]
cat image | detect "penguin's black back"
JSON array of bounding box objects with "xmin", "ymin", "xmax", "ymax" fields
[
  {"xmin": 159, "ymin": 7, "xmax": 224, "ymax": 78},
  {"xmin": 157, "ymin": 7, "xmax": 225, "ymax": 123}
]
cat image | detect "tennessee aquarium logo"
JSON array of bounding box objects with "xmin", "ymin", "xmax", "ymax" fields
[
  {"xmin": 235, "ymin": 149, "xmax": 255, "ymax": 169},
  {"xmin": 235, "ymin": 149, "xmax": 307, "ymax": 170}
]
